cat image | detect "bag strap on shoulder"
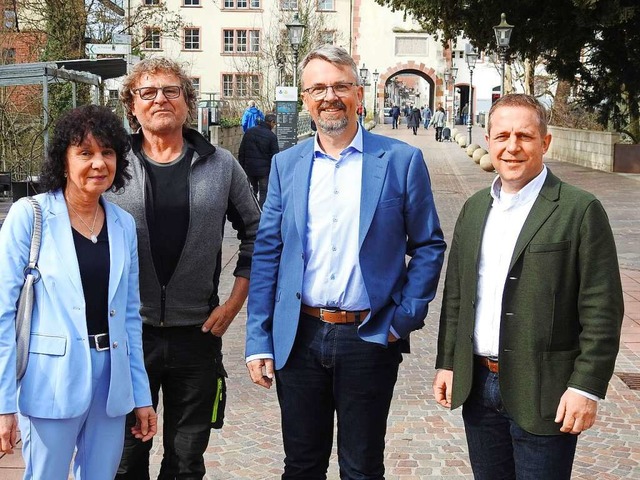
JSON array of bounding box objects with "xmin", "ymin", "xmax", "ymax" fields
[{"xmin": 22, "ymin": 197, "xmax": 42, "ymax": 280}]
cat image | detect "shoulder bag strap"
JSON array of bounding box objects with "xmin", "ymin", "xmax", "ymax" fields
[{"xmin": 23, "ymin": 196, "xmax": 42, "ymax": 275}]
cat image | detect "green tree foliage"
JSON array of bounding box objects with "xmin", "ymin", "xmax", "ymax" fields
[{"xmin": 560, "ymin": 1, "xmax": 640, "ymax": 141}]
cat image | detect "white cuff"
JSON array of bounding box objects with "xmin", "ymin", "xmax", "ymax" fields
[
  {"xmin": 245, "ymin": 353, "xmax": 274, "ymax": 365},
  {"xmin": 568, "ymin": 387, "xmax": 601, "ymax": 402}
]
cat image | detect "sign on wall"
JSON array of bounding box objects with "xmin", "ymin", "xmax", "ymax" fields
[{"xmin": 275, "ymin": 86, "xmax": 299, "ymax": 151}]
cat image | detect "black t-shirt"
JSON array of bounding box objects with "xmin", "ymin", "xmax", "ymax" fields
[
  {"xmin": 72, "ymin": 221, "xmax": 110, "ymax": 336},
  {"xmin": 142, "ymin": 146, "xmax": 193, "ymax": 286}
]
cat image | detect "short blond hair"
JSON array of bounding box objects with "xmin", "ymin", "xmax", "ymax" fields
[{"xmin": 487, "ymin": 94, "xmax": 549, "ymax": 137}]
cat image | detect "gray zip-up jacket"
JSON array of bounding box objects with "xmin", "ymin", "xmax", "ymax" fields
[{"xmin": 107, "ymin": 128, "xmax": 260, "ymax": 327}]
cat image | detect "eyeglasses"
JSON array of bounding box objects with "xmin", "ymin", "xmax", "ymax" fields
[
  {"xmin": 132, "ymin": 85, "xmax": 182, "ymax": 101},
  {"xmin": 302, "ymin": 83, "xmax": 356, "ymax": 100}
]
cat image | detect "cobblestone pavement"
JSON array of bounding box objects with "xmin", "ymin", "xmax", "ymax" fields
[{"xmin": 1, "ymin": 124, "xmax": 639, "ymax": 479}]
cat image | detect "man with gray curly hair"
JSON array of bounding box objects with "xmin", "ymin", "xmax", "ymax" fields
[{"xmin": 108, "ymin": 57, "xmax": 260, "ymax": 479}]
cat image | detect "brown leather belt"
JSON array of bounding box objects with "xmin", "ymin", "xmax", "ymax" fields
[
  {"xmin": 475, "ymin": 355, "xmax": 499, "ymax": 374},
  {"xmin": 301, "ymin": 305, "xmax": 369, "ymax": 324}
]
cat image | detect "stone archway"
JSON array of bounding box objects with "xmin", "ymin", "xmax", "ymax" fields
[{"xmin": 376, "ymin": 62, "xmax": 440, "ymax": 115}]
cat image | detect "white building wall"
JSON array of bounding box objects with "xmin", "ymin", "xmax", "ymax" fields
[{"xmin": 127, "ymin": 0, "xmax": 502, "ymax": 119}]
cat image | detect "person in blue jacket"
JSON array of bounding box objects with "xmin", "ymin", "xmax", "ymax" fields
[{"xmin": 241, "ymin": 100, "xmax": 265, "ymax": 132}]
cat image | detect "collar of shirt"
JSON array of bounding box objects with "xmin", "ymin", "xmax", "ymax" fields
[
  {"xmin": 489, "ymin": 164, "xmax": 548, "ymax": 211},
  {"xmin": 302, "ymin": 123, "xmax": 368, "ymax": 311},
  {"xmin": 312, "ymin": 123, "xmax": 363, "ymax": 161}
]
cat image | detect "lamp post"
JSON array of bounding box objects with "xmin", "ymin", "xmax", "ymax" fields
[
  {"xmin": 443, "ymin": 66, "xmax": 458, "ymax": 127},
  {"xmin": 465, "ymin": 49, "xmax": 478, "ymax": 145},
  {"xmin": 493, "ymin": 13, "xmax": 514, "ymax": 97},
  {"xmin": 286, "ymin": 13, "xmax": 305, "ymax": 88},
  {"xmin": 450, "ymin": 66, "xmax": 458, "ymax": 126},
  {"xmin": 444, "ymin": 69, "xmax": 451, "ymax": 126},
  {"xmin": 372, "ymin": 69, "xmax": 379, "ymax": 123},
  {"xmin": 359, "ymin": 64, "xmax": 369, "ymax": 122}
]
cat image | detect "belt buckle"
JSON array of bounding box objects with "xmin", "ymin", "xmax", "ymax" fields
[
  {"xmin": 318, "ymin": 307, "xmax": 337, "ymax": 322},
  {"xmin": 93, "ymin": 333, "xmax": 110, "ymax": 351}
]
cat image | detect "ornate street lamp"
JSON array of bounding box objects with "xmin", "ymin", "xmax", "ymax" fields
[
  {"xmin": 450, "ymin": 66, "xmax": 458, "ymax": 126},
  {"xmin": 359, "ymin": 64, "xmax": 369, "ymax": 85},
  {"xmin": 286, "ymin": 13, "xmax": 305, "ymax": 88},
  {"xmin": 359, "ymin": 64, "xmax": 369, "ymax": 118},
  {"xmin": 372, "ymin": 69, "xmax": 379, "ymax": 122},
  {"xmin": 493, "ymin": 13, "xmax": 514, "ymax": 97},
  {"xmin": 465, "ymin": 49, "xmax": 478, "ymax": 145},
  {"xmin": 444, "ymin": 69, "xmax": 451, "ymax": 126}
]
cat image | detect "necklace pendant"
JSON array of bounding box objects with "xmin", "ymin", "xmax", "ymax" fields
[{"xmin": 90, "ymin": 234, "xmax": 98, "ymax": 244}]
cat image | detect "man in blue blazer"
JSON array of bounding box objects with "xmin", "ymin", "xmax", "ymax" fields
[{"xmin": 246, "ymin": 46, "xmax": 446, "ymax": 479}]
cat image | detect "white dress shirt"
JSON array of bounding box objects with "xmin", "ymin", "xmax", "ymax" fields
[
  {"xmin": 474, "ymin": 165, "xmax": 598, "ymax": 401},
  {"xmin": 474, "ymin": 166, "xmax": 547, "ymax": 357},
  {"xmin": 302, "ymin": 125, "xmax": 369, "ymax": 310}
]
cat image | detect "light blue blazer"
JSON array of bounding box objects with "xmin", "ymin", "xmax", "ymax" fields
[
  {"xmin": 246, "ymin": 129, "xmax": 446, "ymax": 369},
  {"xmin": 0, "ymin": 190, "xmax": 152, "ymax": 418}
]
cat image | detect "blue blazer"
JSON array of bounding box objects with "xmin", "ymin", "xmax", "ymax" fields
[
  {"xmin": 0, "ymin": 190, "xmax": 152, "ymax": 418},
  {"xmin": 246, "ymin": 129, "xmax": 446, "ymax": 369}
]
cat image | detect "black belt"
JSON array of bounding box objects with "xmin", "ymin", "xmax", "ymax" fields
[{"xmin": 88, "ymin": 333, "xmax": 110, "ymax": 351}]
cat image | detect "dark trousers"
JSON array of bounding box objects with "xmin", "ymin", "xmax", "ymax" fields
[
  {"xmin": 392, "ymin": 117, "xmax": 399, "ymax": 129},
  {"xmin": 248, "ymin": 175, "xmax": 269, "ymax": 208},
  {"xmin": 116, "ymin": 325, "xmax": 222, "ymax": 480},
  {"xmin": 435, "ymin": 127, "xmax": 443, "ymax": 141},
  {"xmin": 462, "ymin": 365, "xmax": 578, "ymax": 480},
  {"xmin": 411, "ymin": 126, "xmax": 418, "ymax": 135},
  {"xmin": 275, "ymin": 314, "xmax": 401, "ymax": 480}
]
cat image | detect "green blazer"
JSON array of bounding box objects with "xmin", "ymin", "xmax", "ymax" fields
[{"xmin": 435, "ymin": 170, "xmax": 624, "ymax": 435}]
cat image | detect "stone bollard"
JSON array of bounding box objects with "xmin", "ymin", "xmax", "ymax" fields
[
  {"xmin": 473, "ymin": 148, "xmax": 487, "ymax": 164},
  {"xmin": 457, "ymin": 136, "xmax": 468, "ymax": 148},
  {"xmin": 466, "ymin": 144, "xmax": 481, "ymax": 157},
  {"xmin": 451, "ymin": 128, "xmax": 459, "ymax": 139},
  {"xmin": 480, "ymin": 154, "xmax": 494, "ymax": 172}
]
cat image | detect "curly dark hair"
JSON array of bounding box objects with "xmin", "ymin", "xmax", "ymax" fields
[{"xmin": 41, "ymin": 105, "xmax": 131, "ymax": 193}]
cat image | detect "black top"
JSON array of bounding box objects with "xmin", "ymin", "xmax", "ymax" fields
[
  {"xmin": 72, "ymin": 220, "xmax": 110, "ymax": 336},
  {"xmin": 238, "ymin": 122, "xmax": 279, "ymax": 177},
  {"xmin": 143, "ymin": 146, "xmax": 193, "ymax": 286}
]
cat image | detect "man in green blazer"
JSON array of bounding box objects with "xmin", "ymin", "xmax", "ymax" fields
[{"xmin": 433, "ymin": 94, "xmax": 624, "ymax": 479}]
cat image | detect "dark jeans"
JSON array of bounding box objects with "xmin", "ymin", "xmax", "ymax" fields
[
  {"xmin": 462, "ymin": 365, "xmax": 578, "ymax": 480},
  {"xmin": 248, "ymin": 175, "xmax": 269, "ymax": 208},
  {"xmin": 275, "ymin": 314, "xmax": 401, "ymax": 480},
  {"xmin": 435, "ymin": 127, "xmax": 443, "ymax": 141},
  {"xmin": 392, "ymin": 117, "xmax": 399, "ymax": 128},
  {"xmin": 116, "ymin": 325, "xmax": 222, "ymax": 480}
]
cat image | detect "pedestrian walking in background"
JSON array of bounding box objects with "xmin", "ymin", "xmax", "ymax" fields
[
  {"xmin": 239, "ymin": 113, "xmax": 279, "ymax": 208},
  {"xmin": 110, "ymin": 57, "xmax": 260, "ymax": 480},
  {"xmin": 391, "ymin": 104, "xmax": 401, "ymax": 129},
  {"xmin": 434, "ymin": 94, "xmax": 624, "ymax": 480},
  {"xmin": 246, "ymin": 45, "xmax": 445, "ymax": 480},
  {"xmin": 0, "ymin": 105, "xmax": 156, "ymax": 479},
  {"xmin": 422, "ymin": 105, "xmax": 432, "ymax": 129},
  {"xmin": 461, "ymin": 103, "xmax": 469, "ymax": 125},
  {"xmin": 430, "ymin": 107, "xmax": 446, "ymax": 141},
  {"xmin": 408, "ymin": 106, "xmax": 422, "ymax": 135},
  {"xmin": 241, "ymin": 100, "xmax": 265, "ymax": 133},
  {"xmin": 357, "ymin": 103, "xmax": 367, "ymax": 125}
]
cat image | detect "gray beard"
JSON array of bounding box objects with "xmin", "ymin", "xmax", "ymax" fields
[{"xmin": 316, "ymin": 116, "xmax": 349, "ymax": 136}]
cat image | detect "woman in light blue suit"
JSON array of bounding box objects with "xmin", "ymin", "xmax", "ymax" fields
[{"xmin": 0, "ymin": 106, "xmax": 156, "ymax": 479}]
